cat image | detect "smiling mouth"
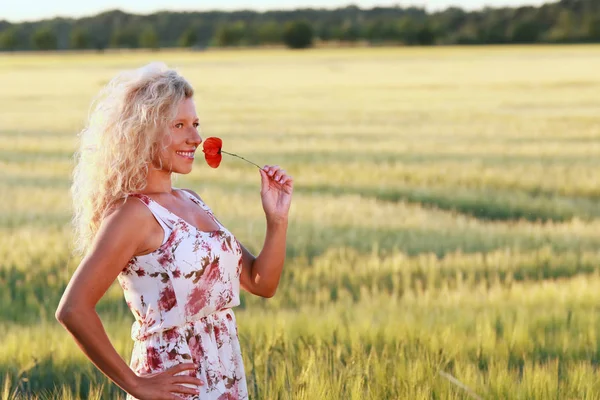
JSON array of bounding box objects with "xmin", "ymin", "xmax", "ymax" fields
[{"xmin": 176, "ymin": 151, "xmax": 195, "ymax": 159}]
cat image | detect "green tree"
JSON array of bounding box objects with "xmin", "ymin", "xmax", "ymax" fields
[
  {"xmin": 365, "ymin": 20, "xmax": 383, "ymax": 42},
  {"xmin": 70, "ymin": 27, "xmax": 90, "ymax": 49},
  {"xmin": 111, "ymin": 27, "xmax": 139, "ymax": 48},
  {"xmin": 0, "ymin": 27, "xmax": 18, "ymax": 50},
  {"xmin": 213, "ymin": 22, "xmax": 246, "ymax": 47},
  {"xmin": 179, "ymin": 27, "xmax": 197, "ymax": 47},
  {"xmin": 582, "ymin": 14, "xmax": 600, "ymax": 42},
  {"xmin": 381, "ymin": 22, "xmax": 402, "ymax": 42},
  {"xmin": 396, "ymin": 17, "xmax": 419, "ymax": 45},
  {"xmin": 436, "ymin": 7, "xmax": 468, "ymax": 33},
  {"xmin": 478, "ymin": 13, "xmax": 509, "ymax": 43},
  {"xmin": 256, "ymin": 21, "xmax": 282, "ymax": 44},
  {"xmin": 282, "ymin": 20, "xmax": 314, "ymax": 49},
  {"xmin": 4, "ymin": 3, "xmax": 600, "ymax": 51},
  {"xmin": 416, "ymin": 23, "xmax": 436, "ymax": 45},
  {"xmin": 454, "ymin": 21, "xmax": 480, "ymax": 44},
  {"xmin": 509, "ymin": 17, "xmax": 542, "ymax": 43},
  {"xmin": 139, "ymin": 26, "xmax": 159, "ymax": 49},
  {"xmin": 315, "ymin": 23, "xmax": 333, "ymax": 41},
  {"xmin": 31, "ymin": 27, "xmax": 57, "ymax": 50},
  {"xmin": 240, "ymin": 23, "xmax": 260, "ymax": 45},
  {"xmin": 365, "ymin": 20, "xmax": 401, "ymax": 43},
  {"xmin": 546, "ymin": 10, "xmax": 576, "ymax": 42},
  {"xmin": 340, "ymin": 21, "xmax": 360, "ymax": 42}
]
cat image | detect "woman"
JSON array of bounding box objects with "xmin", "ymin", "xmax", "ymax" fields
[{"xmin": 55, "ymin": 62, "xmax": 293, "ymax": 400}]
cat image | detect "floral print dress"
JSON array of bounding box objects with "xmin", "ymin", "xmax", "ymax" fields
[{"xmin": 117, "ymin": 189, "xmax": 248, "ymax": 400}]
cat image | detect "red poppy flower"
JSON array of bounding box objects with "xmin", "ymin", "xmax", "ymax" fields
[
  {"xmin": 202, "ymin": 137, "xmax": 223, "ymax": 168},
  {"xmin": 202, "ymin": 136, "xmax": 262, "ymax": 170}
]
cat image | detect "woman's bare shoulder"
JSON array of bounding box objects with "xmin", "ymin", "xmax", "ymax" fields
[
  {"xmin": 62, "ymin": 197, "xmax": 157, "ymax": 311},
  {"xmin": 94, "ymin": 195, "xmax": 159, "ymax": 257},
  {"xmin": 103, "ymin": 195, "xmax": 152, "ymax": 224}
]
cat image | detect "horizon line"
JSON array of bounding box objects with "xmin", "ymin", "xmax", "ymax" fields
[{"xmin": 1, "ymin": 1, "xmax": 553, "ymax": 24}]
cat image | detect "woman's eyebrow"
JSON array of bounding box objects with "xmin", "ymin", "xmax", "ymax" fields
[{"xmin": 173, "ymin": 117, "xmax": 199, "ymax": 122}]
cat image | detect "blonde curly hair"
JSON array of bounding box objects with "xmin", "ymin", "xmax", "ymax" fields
[{"xmin": 71, "ymin": 62, "xmax": 194, "ymax": 254}]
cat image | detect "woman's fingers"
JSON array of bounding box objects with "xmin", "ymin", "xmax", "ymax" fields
[
  {"xmin": 165, "ymin": 362, "xmax": 204, "ymax": 394},
  {"xmin": 264, "ymin": 165, "xmax": 275, "ymax": 177},
  {"xmin": 265, "ymin": 165, "xmax": 286, "ymax": 181},
  {"xmin": 132, "ymin": 362, "xmax": 205, "ymax": 400},
  {"xmin": 274, "ymin": 169, "xmax": 286, "ymax": 182},
  {"xmin": 171, "ymin": 375, "xmax": 204, "ymax": 386},
  {"xmin": 264, "ymin": 165, "xmax": 279, "ymax": 176},
  {"xmin": 262, "ymin": 165, "xmax": 293, "ymax": 188},
  {"xmin": 168, "ymin": 362, "xmax": 196, "ymax": 374},
  {"xmin": 169, "ymin": 383, "xmax": 200, "ymax": 395}
]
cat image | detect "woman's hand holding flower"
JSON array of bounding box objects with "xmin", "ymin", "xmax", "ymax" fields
[
  {"xmin": 202, "ymin": 137, "xmax": 293, "ymax": 223},
  {"xmin": 259, "ymin": 165, "xmax": 293, "ymax": 224}
]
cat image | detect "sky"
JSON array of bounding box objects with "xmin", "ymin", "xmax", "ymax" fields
[{"xmin": 1, "ymin": 0, "xmax": 552, "ymax": 23}]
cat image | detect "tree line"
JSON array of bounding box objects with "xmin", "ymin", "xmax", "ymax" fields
[{"xmin": 0, "ymin": 0, "xmax": 599, "ymax": 51}]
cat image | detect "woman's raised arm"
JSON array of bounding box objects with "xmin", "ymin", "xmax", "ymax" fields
[{"xmin": 239, "ymin": 165, "xmax": 293, "ymax": 298}]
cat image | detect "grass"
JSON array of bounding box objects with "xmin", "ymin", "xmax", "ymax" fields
[{"xmin": 1, "ymin": 45, "xmax": 600, "ymax": 399}]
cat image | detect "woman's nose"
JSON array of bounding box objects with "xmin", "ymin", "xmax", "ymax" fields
[{"xmin": 188, "ymin": 128, "xmax": 202, "ymax": 146}]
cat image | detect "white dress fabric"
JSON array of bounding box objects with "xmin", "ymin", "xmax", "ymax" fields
[{"xmin": 117, "ymin": 189, "xmax": 248, "ymax": 399}]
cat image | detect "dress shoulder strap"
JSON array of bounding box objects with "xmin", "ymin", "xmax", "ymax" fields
[
  {"xmin": 128, "ymin": 193, "xmax": 175, "ymax": 232},
  {"xmin": 178, "ymin": 188, "xmax": 213, "ymax": 214}
]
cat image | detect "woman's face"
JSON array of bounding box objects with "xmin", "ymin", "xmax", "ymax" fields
[{"xmin": 153, "ymin": 97, "xmax": 202, "ymax": 174}]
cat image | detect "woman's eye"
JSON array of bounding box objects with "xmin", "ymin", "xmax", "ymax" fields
[
  {"xmin": 193, "ymin": 123, "xmax": 199, "ymax": 128},
  {"xmin": 175, "ymin": 123, "xmax": 183, "ymax": 128}
]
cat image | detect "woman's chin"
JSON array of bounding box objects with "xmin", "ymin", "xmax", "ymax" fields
[{"xmin": 173, "ymin": 164, "xmax": 194, "ymax": 174}]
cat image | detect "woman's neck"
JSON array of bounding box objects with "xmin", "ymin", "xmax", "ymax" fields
[{"xmin": 142, "ymin": 167, "xmax": 173, "ymax": 195}]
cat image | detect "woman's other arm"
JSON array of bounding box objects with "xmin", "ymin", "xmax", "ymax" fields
[
  {"xmin": 240, "ymin": 165, "xmax": 293, "ymax": 298},
  {"xmin": 237, "ymin": 217, "xmax": 288, "ymax": 298}
]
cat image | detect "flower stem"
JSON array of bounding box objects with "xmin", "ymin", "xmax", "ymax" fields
[{"xmin": 221, "ymin": 150, "xmax": 263, "ymax": 170}]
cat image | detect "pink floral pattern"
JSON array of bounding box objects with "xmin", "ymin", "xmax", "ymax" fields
[{"xmin": 117, "ymin": 189, "xmax": 248, "ymax": 399}]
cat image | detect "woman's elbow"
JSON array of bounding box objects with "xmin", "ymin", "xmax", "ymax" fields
[
  {"xmin": 260, "ymin": 286, "xmax": 277, "ymax": 298},
  {"xmin": 247, "ymin": 283, "xmax": 276, "ymax": 298},
  {"xmin": 55, "ymin": 311, "xmax": 68, "ymax": 328},
  {"xmin": 55, "ymin": 303, "xmax": 86, "ymax": 326},
  {"xmin": 55, "ymin": 304, "xmax": 74, "ymax": 324}
]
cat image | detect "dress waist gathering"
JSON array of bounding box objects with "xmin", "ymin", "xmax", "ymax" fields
[{"xmin": 130, "ymin": 307, "xmax": 236, "ymax": 342}]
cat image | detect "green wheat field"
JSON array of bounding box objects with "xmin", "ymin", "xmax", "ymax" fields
[{"xmin": 1, "ymin": 45, "xmax": 600, "ymax": 399}]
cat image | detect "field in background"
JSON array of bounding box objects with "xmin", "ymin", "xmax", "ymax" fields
[{"xmin": 1, "ymin": 45, "xmax": 600, "ymax": 399}]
